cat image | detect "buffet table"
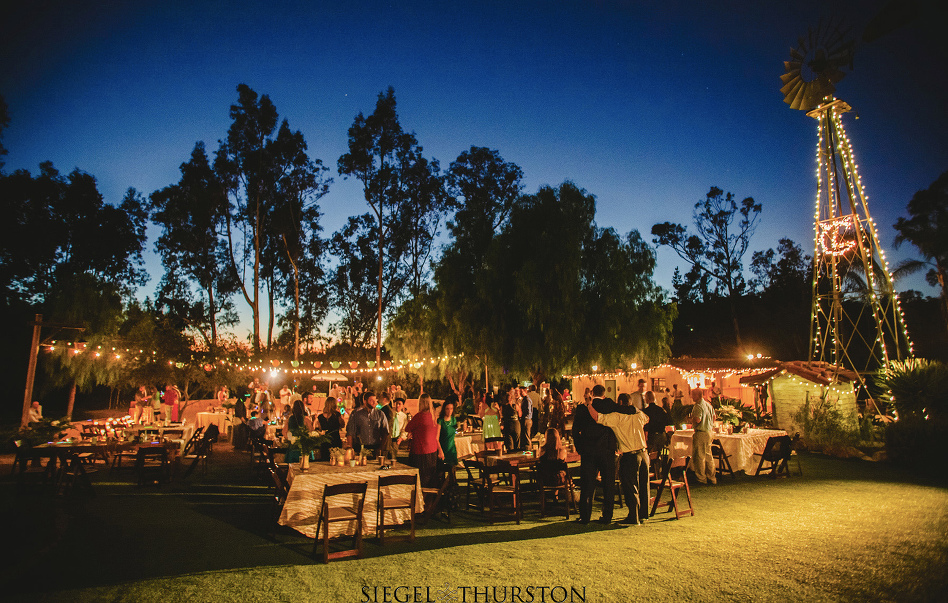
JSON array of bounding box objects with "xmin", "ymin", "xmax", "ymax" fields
[{"xmin": 279, "ymin": 463, "xmax": 423, "ymax": 538}]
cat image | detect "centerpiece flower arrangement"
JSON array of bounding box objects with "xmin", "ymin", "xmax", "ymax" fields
[
  {"xmin": 18, "ymin": 416, "xmax": 71, "ymax": 446},
  {"xmin": 717, "ymin": 404, "xmax": 742, "ymax": 427},
  {"xmin": 286, "ymin": 429, "xmax": 330, "ymax": 465}
]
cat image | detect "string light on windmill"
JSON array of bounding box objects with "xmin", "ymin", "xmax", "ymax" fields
[{"xmin": 780, "ymin": 16, "xmax": 914, "ymax": 410}]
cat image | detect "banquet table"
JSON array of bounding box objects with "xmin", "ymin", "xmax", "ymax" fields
[
  {"xmin": 669, "ymin": 428, "xmax": 788, "ymax": 473},
  {"xmin": 454, "ymin": 431, "xmax": 484, "ymax": 460},
  {"xmin": 482, "ymin": 451, "xmax": 580, "ymax": 467},
  {"xmin": 29, "ymin": 441, "xmax": 180, "ymax": 490},
  {"xmin": 195, "ymin": 412, "xmax": 232, "ymax": 436},
  {"xmin": 279, "ymin": 462, "xmax": 423, "ymax": 539},
  {"xmin": 128, "ymin": 424, "xmax": 195, "ymax": 453}
]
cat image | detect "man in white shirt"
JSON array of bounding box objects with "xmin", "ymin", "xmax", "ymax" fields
[
  {"xmin": 691, "ymin": 389, "xmax": 717, "ymax": 484},
  {"xmin": 628, "ymin": 379, "xmax": 647, "ymax": 411},
  {"xmin": 588, "ymin": 396, "xmax": 650, "ymax": 525}
]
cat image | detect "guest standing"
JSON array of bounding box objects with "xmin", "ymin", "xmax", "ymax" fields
[
  {"xmin": 502, "ymin": 388, "xmax": 522, "ymax": 452},
  {"xmin": 438, "ymin": 400, "xmax": 458, "ymax": 466},
  {"xmin": 284, "ymin": 399, "xmax": 313, "ymax": 463},
  {"xmin": 691, "ymin": 389, "xmax": 717, "ymax": 485},
  {"xmin": 317, "ymin": 396, "xmax": 343, "ymax": 461},
  {"xmin": 643, "ymin": 391, "xmax": 671, "ymax": 453},
  {"xmin": 399, "ymin": 394, "xmax": 440, "ymax": 487},
  {"xmin": 588, "ymin": 395, "xmax": 650, "ymax": 525},
  {"xmin": 345, "ymin": 392, "xmax": 389, "ymax": 457},
  {"xmin": 572, "ymin": 384, "xmax": 635, "ymax": 524},
  {"xmin": 480, "ymin": 396, "xmax": 504, "ymax": 453}
]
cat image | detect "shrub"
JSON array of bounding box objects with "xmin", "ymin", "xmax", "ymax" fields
[
  {"xmin": 876, "ymin": 359, "xmax": 948, "ymax": 467},
  {"xmin": 875, "ymin": 359, "xmax": 948, "ymax": 422},
  {"xmin": 792, "ymin": 392, "xmax": 859, "ymax": 453}
]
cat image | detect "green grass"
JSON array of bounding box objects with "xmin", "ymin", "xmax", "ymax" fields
[{"xmin": 1, "ymin": 449, "xmax": 946, "ymax": 602}]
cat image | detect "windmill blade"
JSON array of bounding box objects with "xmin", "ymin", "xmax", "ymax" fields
[{"xmin": 781, "ymin": 19, "xmax": 854, "ymax": 111}]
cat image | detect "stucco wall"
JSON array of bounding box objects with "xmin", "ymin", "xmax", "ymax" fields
[{"xmin": 771, "ymin": 375, "xmax": 858, "ymax": 431}]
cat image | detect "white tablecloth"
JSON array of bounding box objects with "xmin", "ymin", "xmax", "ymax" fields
[
  {"xmin": 195, "ymin": 412, "xmax": 232, "ymax": 435},
  {"xmin": 454, "ymin": 431, "xmax": 484, "ymax": 460},
  {"xmin": 279, "ymin": 463, "xmax": 423, "ymax": 538},
  {"xmin": 129, "ymin": 424, "xmax": 195, "ymax": 453},
  {"xmin": 670, "ymin": 428, "xmax": 788, "ymax": 473}
]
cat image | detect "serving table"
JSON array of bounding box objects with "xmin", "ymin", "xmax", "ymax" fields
[
  {"xmin": 669, "ymin": 428, "xmax": 788, "ymax": 473},
  {"xmin": 279, "ymin": 462, "xmax": 423, "ymax": 538}
]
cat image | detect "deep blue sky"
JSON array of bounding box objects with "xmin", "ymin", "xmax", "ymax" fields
[{"xmin": 2, "ymin": 1, "xmax": 946, "ymax": 330}]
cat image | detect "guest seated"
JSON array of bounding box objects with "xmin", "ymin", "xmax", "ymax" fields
[
  {"xmin": 538, "ymin": 428, "xmax": 569, "ymax": 490},
  {"xmin": 28, "ymin": 401, "xmax": 43, "ymax": 424},
  {"xmin": 247, "ymin": 410, "xmax": 266, "ymax": 439}
]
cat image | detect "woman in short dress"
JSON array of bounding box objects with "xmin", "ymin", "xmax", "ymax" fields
[{"xmin": 437, "ymin": 400, "xmax": 458, "ymax": 466}]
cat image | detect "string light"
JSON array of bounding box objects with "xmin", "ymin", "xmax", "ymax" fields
[{"xmin": 807, "ymin": 97, "xmax": 914, "ymax": 377}]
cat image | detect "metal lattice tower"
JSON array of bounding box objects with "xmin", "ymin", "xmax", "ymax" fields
[{"xmin": 806, "ymin": 97, "xmax": 914, "ymax": 381}]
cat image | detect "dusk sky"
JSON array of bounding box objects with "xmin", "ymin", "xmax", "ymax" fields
[{"xmin": 2, "ymin": 0, "xmax": 946, "ymax": 326}]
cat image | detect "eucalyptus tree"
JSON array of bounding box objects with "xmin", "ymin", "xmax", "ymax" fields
[
  {"xmin": 328, "ymin": 214, "xmax": 407, "ymax": 347},
  {"xmin": 652, "ymin": 186, "xmax": 761, "ymax": 351},
  {"xmin": 337, "ymin": 87, "xmax": 447, "ymax": 363},
  {"xmin": 150, "ymin": 142, "xmax": 237, "ymax": 351},
  {"xmin": 214, "ymin": 84, "xmax": 329, "ymax": 353}
]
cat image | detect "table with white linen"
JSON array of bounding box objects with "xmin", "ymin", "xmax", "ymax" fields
[
  {"xmin": 454, "ymin": 431, "xmax": 484, "ymax": 460},
  {"xmin": 279, "ymin": 463, "xmax": 423, "ymax": 538},
  {"xmin": 670, "ymin": 428, "xmax": 788, "ymax": 473},
  {"xmin": 129, "ymin": 423, "xmax": 195, "ymax": 453},
  {"xmin": 195, "ymin": 412, "xmax": 232, "ymax": 436}
]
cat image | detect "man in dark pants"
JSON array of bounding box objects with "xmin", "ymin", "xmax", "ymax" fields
[
  {"xmin": 589, "ymin": 395, "xmax": 650, "ymax": 525},
  {"xmin": 572, "ymin": 384, "xmax": 635, "ymax": 524}
]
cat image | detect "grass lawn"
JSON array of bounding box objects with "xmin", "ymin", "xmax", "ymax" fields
[{"xmin": 1, "ymin": 447, "xmax": 946, "ymax": 603}]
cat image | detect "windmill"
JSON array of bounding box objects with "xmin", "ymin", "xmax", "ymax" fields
[{"xmin": 781, "ymin": 17, "xmax": 914, "ymax": 398}]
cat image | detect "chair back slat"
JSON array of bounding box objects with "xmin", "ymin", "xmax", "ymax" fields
[
  {"xmin": 323, "ymin": 481, "xmax": 368, "ymax": 497},
  {"xmin": 378, "ymin": 474, "xmax": 417, "ymax": 488}
]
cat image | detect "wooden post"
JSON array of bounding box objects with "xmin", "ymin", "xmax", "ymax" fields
[{"xmin": 21, "ymin": 313, "xmax": 42, "ymax": 429}]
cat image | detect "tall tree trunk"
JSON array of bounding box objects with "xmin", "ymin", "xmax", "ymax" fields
[
  {"xmin": 283, "ymin": 235, "xmax": 302, "ymax": 362},
  {"xmin": 376, "ymin": 225, "xmax": 384, "ymax": 367},
  {"xmin": 267, "ymin": 275, "xmax": 275, "ymax": 351},
  {"xmin": 208, "ymin": 281, "xmax": 217, "ymax": 353},
  {"xmin": 66, "ymin": 380, "xmax": 77, "ymax": 419},
  {"xmin": 253, "ymin": 193, "xmax": 262, "ymax": 353}
]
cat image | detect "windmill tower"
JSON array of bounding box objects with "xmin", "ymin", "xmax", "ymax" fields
[{"xmin": 780, "ymin": 18, "xmax": 914, "ymax": 391}]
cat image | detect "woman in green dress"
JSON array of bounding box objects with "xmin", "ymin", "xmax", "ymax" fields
[{"xmin": 437, "ymin": 400, "xmax": 458, "ymax": 466}]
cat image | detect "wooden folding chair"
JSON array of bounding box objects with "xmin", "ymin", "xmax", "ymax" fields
[
  {"xmin": 182, "ymin": 426, "xmax": 205, "ymax": 456},
  {"xmin": 135, "ymin": 446, "xmax": 170, "ymax": 486},
  {"xmin": 15, "ymin": 446, "xmax": 55, "ymax": 493},
  {"xmin": 484, "ymin": 463, "xmax": 521, "ymax": 525},
  {"xmin": 789, "ymin": 433, "xmax": 803, "ymax": 476},
  {"xmin": 56, "ymin": 452, "xmax": 97, "ymax": 497},
  {"xmin": 462, "ymin": 459, "xmax": 487, "ymax": 512},
  {"xmin": 314, "ymin": 481, "xmax": 368, "ymax": 563},
  {"xmin": 537, "ymin": 458, "xmax": 577, "ymax": 519},
  {"xmin": 183, "ymin": 425, "xmax": 219, "ymax": 478},
  {"xmin": 376, "ymin": 474, "xmax": 417, "ymax": 544},
  {"xmin": 649, "ymin": 454, "xmax": 694, "ymax": 519},
  {"xmin": 420, "ymin": 464, "xmax": 453, "ymax": 524},
  {"xmin": 755, "ymin": 435, "xmax": 792, "ymax": 478},
  {"xmin": 712, "ymin": 438, "xmax": 735, "ymax": 479}
]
